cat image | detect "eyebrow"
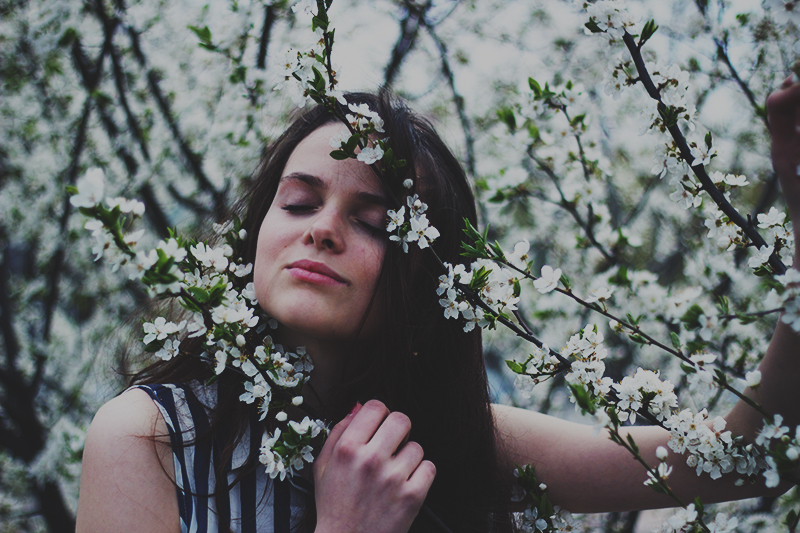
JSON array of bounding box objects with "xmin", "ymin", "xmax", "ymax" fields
[{"xmin": 280, "ymin": 172, "xmax": 390, "ymax": 207}]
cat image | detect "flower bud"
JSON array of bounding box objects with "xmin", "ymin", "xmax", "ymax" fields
[
  {"xmin": 239, "ymin": 229, "xmax": 247, "ymax": 239},
  {"xmin": 787, "ymin": 447, "xmax": 799, "ymax": 461},
  {"xmin": 236, "ymin": 335, "xmax": 246, "ymax": 347},
  {"xmin": 403, "ymin": 179, "xmax": 413, "ymax": 189},
  {"xmin": 292, "ymin": 396, "xmax": 303, "ymax": 406},
  {"xmin": 276, "ymin": 411, "xmax": 287, "ymax": 422},
  {"xmin": 656, "ymin": 446, "xmax": 668, "ymax": 461}
]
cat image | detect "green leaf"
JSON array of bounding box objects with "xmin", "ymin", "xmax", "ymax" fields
[
  {"xmin": 629, "ymin": 333, "xmax": 648, "ymax": 345},
  {"xmin": 704, "ymin": 131, "xmax": 713, "ymax": 150},
  {"xmin": 638, "ymin": 19, "xmax": 659, "ymax": 47},
  {"xmin": 187, "ymin": 25, "xmax": 212, "ymax": 44},
  {"xmin": 568, "ymin": 383, "xmax": 596, "ymax": 415},
  {"xmin": 784, "ymin": 510, "xmax": 798, "ymax": 528},
  {"xmin": 144, "ymin": 339, "xmax": 165, "ymax": 353},
  {"xmin": 685, "ymin": 340, "xmax": 707, "ymax": 353},
  {"xmin": 329, "ymin": 149, "xmax": 350, "ymax": 160},
  {"xmin": 670, "ymin": 331, "xmax": 681, "ymax": 350},
  {"xmin": 714, "ymin": 295, "xmax": 730, "ymax": 315},
  {"xmin": 625, "ymin": 433, "xmax": 640, "ymax": 453},
  {"xmin": 681, "ymin": 362, "xmax": 697, "ymax": 374},
  {"xmin": 488, "ymin": 190, "xmax": 506, "ymax": 203},
  {"xmin": 496, "ymin": 107, "xmax": 516, "ymax": 132},
  {"xmin": 736, "ymin": 312, "xmax": 758, "ymax": 325},
  {"xmin": 528, "ymin": 77, "xmax": 542, "ymax": 97},
  {"xmin": 680, "ymin": 304, "xmax": 704, "ymax": 330},
  {"xmin": 506, "ymin": 360, "xmax": 525, "ymax": 374},
  {"xmin": 693, "ymin": 497, "xmax": 704, "ymax": 516},
  {"xmin": 584, "ymin": 19, "xmax": 604, "ymax": 33},
  {"xmin": 753, "ymin": 264, "xmax": 773, "ymax": 277},
  {"xmin": 186, "ymin": 286, "xmax": 210, "ymax": 303},
  {"xmin": 311, "ymin": 14, "xmax": 328, "ymax": 31},
  {"xmin": 659, "ymin": 105, "xmax": 679, "ymax": 128}
]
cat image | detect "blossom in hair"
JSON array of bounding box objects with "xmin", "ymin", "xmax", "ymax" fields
[{"xmin": 356, "ymin": 144, "xmax": 384, "ymax": 165}]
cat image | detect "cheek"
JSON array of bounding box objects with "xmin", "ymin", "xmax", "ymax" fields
[{"xmin": 253, "ymin": 215, "xmax": 282, "ymax": 304}]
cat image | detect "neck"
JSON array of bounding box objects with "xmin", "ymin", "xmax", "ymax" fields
[{"xmin": 271, "ymin": 326, "xmax": 350, "ymax": 415}]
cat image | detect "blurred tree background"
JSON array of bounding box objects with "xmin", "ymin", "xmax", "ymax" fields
[{"xmin": 1, "ymin": 0, "xmax": 798, "ymax": 530}]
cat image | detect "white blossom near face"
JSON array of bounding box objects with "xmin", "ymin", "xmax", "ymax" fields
[{"xmin": 254, "ymin": 123, "xmax": 388, "ymax": 344}]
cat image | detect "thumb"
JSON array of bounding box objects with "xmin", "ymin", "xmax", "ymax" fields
[{"xmin": 314, "ymin": 402, "xmax": 361, "ymax": 482}]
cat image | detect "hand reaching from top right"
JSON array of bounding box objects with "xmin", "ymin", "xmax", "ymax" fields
[{"xmin": 768, "ymin": 76, "xmax": 800, "ymax": 239}]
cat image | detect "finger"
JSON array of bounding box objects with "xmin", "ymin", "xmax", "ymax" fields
[
  {"xmin": 369, "ymin": 411, "xmax": 412, "ymax": 456},
  {"xmin": 781, "ymin": 75, "xmax": 794, "ymax": 90},
  {"xmin": 392, "ymin": 440, "xmax": 425, "ymax": 479},
  {"xmin": 338, "ymin": 399, "xmax": 389, "ymax": 446},
  {"xmin": 405, "ymin": 459, "xmax": 436, "ymax": 498},
  {"xmin": 314, "ymin": 402, "xmax": 361, "ymax": 480}
]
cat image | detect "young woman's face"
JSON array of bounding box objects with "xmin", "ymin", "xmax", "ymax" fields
[{"xmin": 254, "ymin": 123, "xmax": 388, "ymax": 344}]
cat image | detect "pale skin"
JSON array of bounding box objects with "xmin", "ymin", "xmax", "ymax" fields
[{"xmin": 77, "ymin": 80, "xmax": 800, "ymax": 532}]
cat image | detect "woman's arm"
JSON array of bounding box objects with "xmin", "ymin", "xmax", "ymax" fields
[
  {"xmin": 76, "ymin": 388, "xmax": 179, "ymax": 533},
  {"xmin": 494, "ymin": 77, "xmax": 800, "ymax": 513}
]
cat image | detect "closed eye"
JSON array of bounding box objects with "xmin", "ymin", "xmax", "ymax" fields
[
  {"xmin": 281, "ymin": 204, "xmax": 316, "ymax": 213},
  {"xmin": 357, "ymin": 220, "xmax": 384, "ymax": 237}
]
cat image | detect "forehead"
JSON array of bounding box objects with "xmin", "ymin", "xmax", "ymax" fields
[{"xmin": 282, "ymin": 123, "xmax": 382, "ymax": 193}]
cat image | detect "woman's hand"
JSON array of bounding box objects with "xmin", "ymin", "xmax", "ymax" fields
[
  {"xmin": 312, "ymin": 400, "xmax": 436, "ymax": 533},
  {"xmin": 767, "ymin": 75, "xmax": 800, "ymax": 231}
]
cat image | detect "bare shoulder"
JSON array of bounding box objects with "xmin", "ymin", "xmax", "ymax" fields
[{"xmin": 77, "ymin": 388, "xmax": 179, "ymax": 533}]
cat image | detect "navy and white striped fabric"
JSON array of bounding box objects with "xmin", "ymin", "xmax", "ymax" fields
[{"xmin": 136, "ymin": 383, "xmax": 306, "ymax": 533}]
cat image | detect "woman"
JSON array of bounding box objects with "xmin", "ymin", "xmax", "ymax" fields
[{"xmin": 76, "ymin": 81, "xmax": 800, "ymax": 532}]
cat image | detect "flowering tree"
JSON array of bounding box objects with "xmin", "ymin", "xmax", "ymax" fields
[{"xmin": 2, "ymin": 0, "xmax": 800, "ymax": 531}]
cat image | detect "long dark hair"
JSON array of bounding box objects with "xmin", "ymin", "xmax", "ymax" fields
[{"xmin": 131, "ymin": 91, "xmax": 515, "ymax": 532}]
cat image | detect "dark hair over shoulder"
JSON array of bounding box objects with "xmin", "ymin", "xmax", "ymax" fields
[{"xmin": 133, "ymin": 91, "xmax": 516, "ymax": 533}]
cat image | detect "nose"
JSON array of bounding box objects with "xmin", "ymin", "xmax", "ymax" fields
[{"xmin": 304, "ymin": 209, "xmax": 344, "ymax": 252}]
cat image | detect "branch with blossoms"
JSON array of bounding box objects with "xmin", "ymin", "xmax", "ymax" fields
[
  {"xmin": 600, "ymin": 24, "xmax": 791, "ymax": 276},
  {"xmin": 69, "ymin": 168, "xmax": 326, "ymax": 481}
]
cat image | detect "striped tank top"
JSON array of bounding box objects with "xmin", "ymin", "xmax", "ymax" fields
[{"xmin": 137, "ymin": 383, "xmax": 308, "ymax": 533}]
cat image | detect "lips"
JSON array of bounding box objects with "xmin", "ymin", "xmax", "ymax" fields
[{"xmin": 287, "ymin": 259, "xmax": 348, "ymax": 285}]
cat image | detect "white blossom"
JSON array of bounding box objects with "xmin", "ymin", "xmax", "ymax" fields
[
  {"xmin": 70, "ymin": 168, "xmax": 106, "ymax": 208},
  {"xmin": 533, "ymin": 265, "xmax": 561, "ymax": 294},
  {"xmin": 356, "ymin": 144, "xmax": 384, "ymax": 164}
]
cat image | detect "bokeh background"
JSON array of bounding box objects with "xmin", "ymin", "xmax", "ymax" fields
[{"xmin": 1, "ymin": 0, "xmax": 798, "ymax": 530}]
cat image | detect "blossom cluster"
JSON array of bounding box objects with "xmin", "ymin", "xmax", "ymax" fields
[
  {"xmin": 664, "ymin": 408, "xmax": 760, "ymax": 481},
  {"xmin": 71, "ymin": 169, "xmax": 326, "ymax": 479},
  {"xmin": 387, "ymin": 193, "xmax": 441, "ymax": 253},
  {"xmin": 436, "ymin": 259, "xmax": 521, "ymax": 331},
  {"xmin": 259, "ymin": 416, "xmax": 325, "ymax": 481},
  {"xmin": 756, "ymin": 414, "xmax": 800, "ymax": 488},
  {"xmin": 579, "ymin": 0, "xmax": 639, "ymax": 40},
  {"xmin": 654, "ymin": 504, "xmax": 739, "ymax": 533},
  {"xmin": 561, "ymin": 324, "xmax": 613, "ymax": 401},
  {"xmin": 613, "ymin": 368, "xmax": 678, "ymax": 424}
]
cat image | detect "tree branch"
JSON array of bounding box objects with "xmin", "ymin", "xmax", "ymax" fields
[
  {"xmin": 621, "ymin": 31, "xmax": 786, "ymax": 275},
  {"xmin": 423, "ymin": 22, "xmax": 477, "ymax": 178},
  {"xmin": 123, "ymin": 24, "xmax": 228, "ymax": 218},
  {"xmin": 257, "ymin": 5, "xmax": 276, "ymax": 70},
  {"xmin": 384, "ymin": 1, "xmax": 428, "ymax": 87}
]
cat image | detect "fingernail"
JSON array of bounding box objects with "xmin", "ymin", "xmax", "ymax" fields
[{"xmin": 348, "ymin": 402, "xmax": 362, "ymax": 417}]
